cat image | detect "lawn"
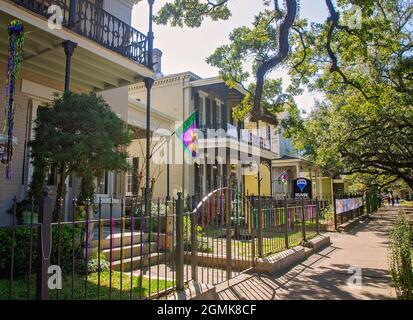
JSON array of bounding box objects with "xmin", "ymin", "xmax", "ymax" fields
[
  {"xmin": 0, "ymin": 271, "xmax": 174, "ymax": 300},
  {"xmin": 400, "ymin": 201, "xmax": 413, "ymax": 208},
  {"xmin": 199, "ymin": 222, "xmax": 319, "ymax": 258}
]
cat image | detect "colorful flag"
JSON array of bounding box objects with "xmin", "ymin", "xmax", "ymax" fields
[
  {"xmin": 278, "ymin": 170, "xmax": 289, "ymax": 184},
  {"xmin": 176, "ymin": 112, "xmax": 198, "ymax": 158}
]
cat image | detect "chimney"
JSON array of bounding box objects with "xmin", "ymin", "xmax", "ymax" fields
[{"xmin": 153, "ymin": 48, "xmax": 163, "ymax": 78}]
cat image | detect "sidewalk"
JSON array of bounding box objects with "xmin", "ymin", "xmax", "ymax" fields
[{"xmin": 216, "ymin": 207, "xmax": 406, "ymax": 300}]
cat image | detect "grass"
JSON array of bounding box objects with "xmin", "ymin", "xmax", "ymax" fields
[
  {"xmin": 233, "ymin": 226, "xmax": 319, "ymax": 258},
  {"xmin": 0, "ymin": 271, "xmax": 174, "ymax": 300},
  {"xmin": 400, "ymin": 201, "xmax": 413, "ymax": 208},
  {"xmin": 199, "ymin": 221, "xmax": 320, "ymax": 258}
]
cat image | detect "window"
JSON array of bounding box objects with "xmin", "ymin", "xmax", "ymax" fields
[
  {"xmin": 215, "ymin": 100, "xmax": 222, "ymax": 128},
  {"xmin": 96, "ymin": 171, "xmax": 109, "ymax": 195},
  {"xmin": 126, "ymin": 169, "xmax": 133, "ymax": 196},
  {"xmin": 126, "ymin": 157, "xmax": 139, "ymax": 196},
  {"xmin": 199, "ymin": 97, "xmax": 206, "ymax": 127}
]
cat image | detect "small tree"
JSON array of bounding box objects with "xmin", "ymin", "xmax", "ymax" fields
[
  {"xmin": 29, "ymin": 92, "xmax": 132, "ymax": 220},
  {"xmin": 129, "ymin": 126, "xmax": 164, "ymax": 200}
]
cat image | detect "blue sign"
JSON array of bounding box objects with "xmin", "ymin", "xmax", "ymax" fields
[
  {"xmin": 293, "ymin": 178, "xmax": 313, "ymax": 199},
  {"xmin": 297, "ymin": 179, "xmax": 307, "ymax": 192}
]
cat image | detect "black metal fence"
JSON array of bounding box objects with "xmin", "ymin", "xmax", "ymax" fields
[
  {"xmin": 1, "ymin": 190, "xmax": 179, "ymax": 300},
  {"xmin": 0, "ymin": 189, "xmax": 342, "ymax": 300},
  {"xmin": 333, "ymin": 194, "xmax": 365, "ymax": 229}
]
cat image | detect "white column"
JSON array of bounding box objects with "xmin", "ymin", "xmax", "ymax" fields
[
  {"xmin": 296, "ymin": 163, "xmax": 301, "ymax": 179},
  {"xmin": 309, "ymin": 168, "xmax": 313, "ymax": 194},
  {"xmin": 202, "ymin": 164, "xmax": 207, "ymax": 194},
  {"xmin": 318, "ymin": 170, "xmax": 323, "ymax": 199}
]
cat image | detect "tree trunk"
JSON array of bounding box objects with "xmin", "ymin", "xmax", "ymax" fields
[
  {"xmin": 53, "ymin": 164, "xmax": 67, "ymax": 222},
  {"xmin": 79, "ymin": 170, "xmax": 95, "ymax": 204}
]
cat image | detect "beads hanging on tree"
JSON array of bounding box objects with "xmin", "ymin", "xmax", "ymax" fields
[{"xmin": 1, "ymin": 20, "xmax": 25, "ymax": 179}]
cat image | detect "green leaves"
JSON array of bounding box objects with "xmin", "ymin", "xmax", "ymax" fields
[
  {"xmin": 29, "ymin": 92, "xmax": 132, "ymax": 202},
  {"xmin": 389, "ymin": 211, "xmax": 413, "ymax": 300},
  {"xmin": 285, "ymin": 0, "xmax": 413, "ymax": 187},
  {"xmin": 154, "ymin": 0, "xmax": 231, "ymax": 28}
]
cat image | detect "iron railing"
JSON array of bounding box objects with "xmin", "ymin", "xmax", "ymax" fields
[
  {"xmin": 333, "ymin": 194, "xmax": 365, "ymax": 229},
  {"xmin": 1, "ymin": 189, "xmax": 345, "ymax": 300},
  {"xmin": 10, "ymin": 0, "xmax": 148, "ymax": 66}
]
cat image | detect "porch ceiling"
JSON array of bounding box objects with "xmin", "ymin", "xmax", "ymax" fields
[
  {"xmin": 194, "ymin": 83, "xmax": 245, "ymax": 104},
  {"xmin": 0, "ymin": 10, "xmax": 148, "ymax": 93}
]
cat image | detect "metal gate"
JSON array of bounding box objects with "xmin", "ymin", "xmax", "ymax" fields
[{"xmin": 183, "ymin": 188, "xmax": 255, "ymax": 286}]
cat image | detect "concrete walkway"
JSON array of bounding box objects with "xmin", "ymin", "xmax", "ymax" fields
[{"xmin": 216, "ymin": 206, "xmax": 409, "ymax": 300}]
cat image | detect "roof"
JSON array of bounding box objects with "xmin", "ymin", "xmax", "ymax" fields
[
  {"xmin": 273, "ymin": 155, "xmax": 302, "ymax": 161},
  {"xmin": 190, "ymin": 76, "xmax": 249, "ymax": 97},
  {"xmin": 272, "ymin": 155, "xmax": 315, "ymax": 165}
]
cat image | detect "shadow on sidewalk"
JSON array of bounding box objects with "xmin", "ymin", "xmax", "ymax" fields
[{"xmin": 218, "ymin": 246, "xmax": 393, "ymax": 300}]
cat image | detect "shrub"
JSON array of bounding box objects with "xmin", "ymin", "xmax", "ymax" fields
[
  {"xmin": 319, "ymin": 206, "xmax": 334, "ymax": 223},
  {"xmin": 0, "ymin": 225, "xmax": 83, "ymax": 278},
  {"xmin": 389, "ymin": 211, "xmax": 413, "ymax": 300},
  {"xmin": 184, "ymin": 238, "xmax": 213, "ymax": 254},
  {"xmin": 86, "ymin": 252, "xmax": 110, "ymax": 274},
  {"xmin": 7, "ymin": 199, "xmax": 39, "ymax": 225},
  {"xmin": 183, "ymin": 215, "xmax": 203, "ymax": 241},
  {"xmin": 127, "ymin": 202, "xmax": 169, "ymax": 233}
]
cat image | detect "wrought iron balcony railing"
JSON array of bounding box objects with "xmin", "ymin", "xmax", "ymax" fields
[{"xmin": 11, "ymin": 0, "xmax": 148, "ymax": 66}]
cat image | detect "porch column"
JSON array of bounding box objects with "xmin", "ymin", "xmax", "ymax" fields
[
  {"xmin": 144, "ymin": 77, "xmax": 154, "ymax": 217},
  {"xmin": 62, "ymin": 40, "xmax": 77, "ymax": 92},
  {"xmin": 318, "ymin": 170, "xmax": 323, "ymax": 199},
  {"xmin": 296, "ymin": 163, "xmax": 301, "ymax": 179},
  {"xmin": 145, "ymin": 0, "xmax": 155, "ymax": 218},
  {"xmin": 270, "ymin": 161, "xmax": 273, "ymax": 197},
  {"xmin": 309, "ymin": 167, "xmax": 313, "ymax": 194},
  {"xmin": 330, "ymin": 177, "xmax": 334, "ymax": 205},
  {"xmin": 257, "ymin": 123, "xmax": 261, "ymax": 196},
  {"xmin": 313, "ymin": 168, "xmax": 318, "ymax": 198}
]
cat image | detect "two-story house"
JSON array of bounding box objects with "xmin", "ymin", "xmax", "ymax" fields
[
  {"xmin": 128, "ymin": 69, "xmax": 279, "ymax": 201},
  {"xmin": 0, "ymin": 0, "xmax": 155, "ymax": 225}
]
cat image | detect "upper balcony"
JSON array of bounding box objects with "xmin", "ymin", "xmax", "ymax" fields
[
  {"xmin": 11, "ymin": 0, "xmax": 148, "ymax": 65},
  {"xmin": 0, "ymin": 0, "xmax": 154, "ymax": 92}
]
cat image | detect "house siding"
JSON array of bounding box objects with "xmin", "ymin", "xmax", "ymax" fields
[{"xmin": 0, "ymin": 63, "xmax": 30, "ymax": 226}]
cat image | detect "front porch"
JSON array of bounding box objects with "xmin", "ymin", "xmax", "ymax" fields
[{"xmin": 1, "ymin": 0, "xmax": 153, "ymax": 93}]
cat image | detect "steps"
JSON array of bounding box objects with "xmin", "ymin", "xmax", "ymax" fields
[
  {"xmin": 90, "ymin": 232, "xmax": 150, "ymax": 250},
  {"xmin": 90, "ymin": 231, "xmax": 167, "ymax": 272},
  {"xmin": 103, "ymin": 242, "xmax": 158, "ymax": 261},
  {"xmin": 111, "ymin": 252, "xmax": 166, "ymax": 272}
]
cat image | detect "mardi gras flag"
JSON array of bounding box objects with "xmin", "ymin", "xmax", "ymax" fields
[
  {"xmin": 277, "ymin": 170, "xmax": 289, "ymax": 184},
  {"xmin": 176, "ymin": 112, "xmax": 198, "ymax": 158}
]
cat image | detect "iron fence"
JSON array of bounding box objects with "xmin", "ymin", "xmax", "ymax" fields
[
  {"xmin": 1, "ymin": 189, "xmax": 336, "ymax": 300},
  {"xmin": 333, "ymin": 194, "xmax": 365, "ymax": 229}
]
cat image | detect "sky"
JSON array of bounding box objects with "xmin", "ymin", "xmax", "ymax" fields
[{"xmin": 132, "ymin": 0, "xmax": 330, "ymax": 114}]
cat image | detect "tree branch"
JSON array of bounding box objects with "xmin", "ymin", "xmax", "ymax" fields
[
  {"xmin": 324, "ymin": 0, "xmax": 379, "ymax": 100},
  {"xmin": 251, "ymin": 0, "xmax": 297, "ymax": 125}
]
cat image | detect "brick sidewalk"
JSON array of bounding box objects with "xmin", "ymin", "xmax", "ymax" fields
[{"xmin": 216, "ymin": 207, "xmax": 406, "ymax": 300}]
